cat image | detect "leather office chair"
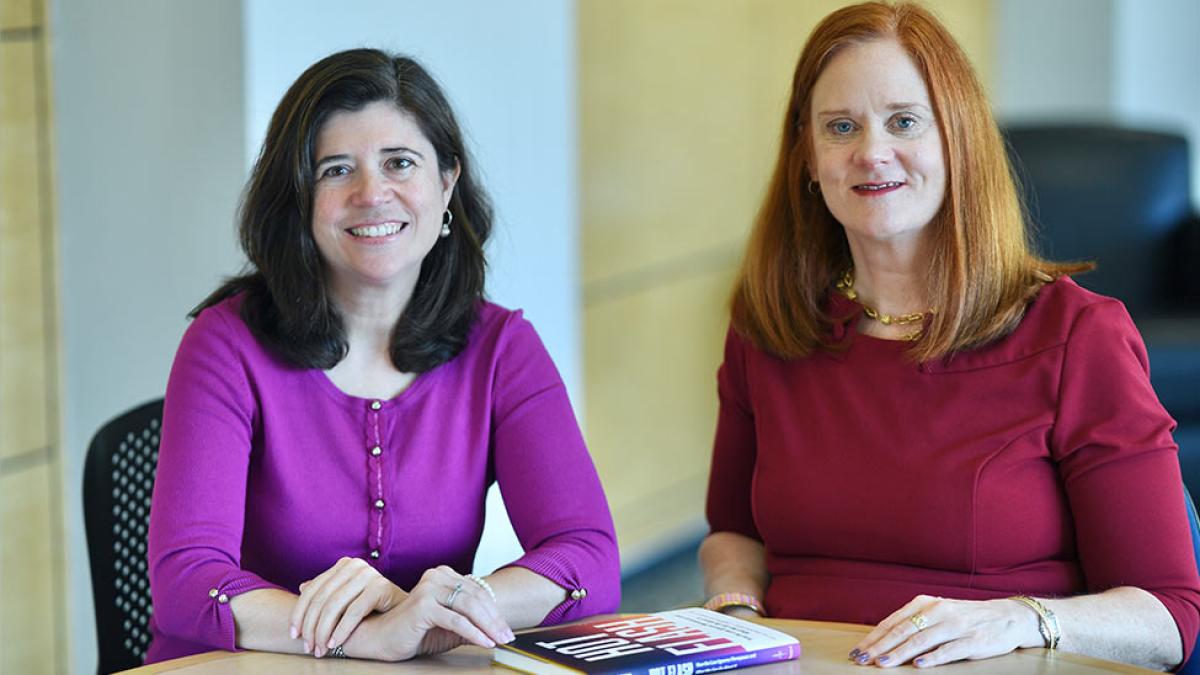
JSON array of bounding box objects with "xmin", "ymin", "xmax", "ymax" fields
[
  {"xmin": 83, "ymin": 398, "xmax": 164, "ymax": 674},
  {"xmin": 1004, "ymin": 124, "xmax": 1200, "ymax": 495},
  {"xmin": 1184, "ymin": 488, "xmax": 1200, "ymax": 674}
]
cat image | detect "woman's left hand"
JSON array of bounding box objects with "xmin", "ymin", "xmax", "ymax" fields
[{"xmin": 849, "ymin": 595, "xmax": 1044, "ymax": 668}]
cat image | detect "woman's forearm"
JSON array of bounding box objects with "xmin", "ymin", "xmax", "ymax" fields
[
  {"xmin": 699, "ymin": 531, "xmax": 769, "ymax": 601},
  {"xmin": 1042, "ymin": 586, "xmax": 1182, "ymax": 671},
  {"xmin": 486, "ymin": 566, "xmax": 569, "ymax": 628},
  {"xmin": 229, "ymin": 588, "xmax": 306, "ymax": 654}
]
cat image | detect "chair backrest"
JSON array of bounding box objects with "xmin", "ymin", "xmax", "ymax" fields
[
  {"xmin": 83, "ymin": 398, "xmax": 164, "ymax": 674},
  {"xmin": 1004, "ymin": 125, "xmax": 1193, "ymax": 316},
  {"xmin": 1181, "ymin": 486, "xmax": 1200, "ymax": 675}
]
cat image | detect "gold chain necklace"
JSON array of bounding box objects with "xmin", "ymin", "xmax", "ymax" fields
[{"xmin": 835, "ymin": 270, "xmax": 931, "ymax": 341}]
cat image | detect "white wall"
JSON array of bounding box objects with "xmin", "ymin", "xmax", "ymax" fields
[
  {"xmin": 995, "ymin": 0, "xmax": 1200, "ymax": 203},
  {"xmin": 54, "ymin": 1, "xmax": 577, "ymax": 672},
  {"xmin": 53, "ymin": 2, "xmax": 247, "ymax": 673},
  {"xmin": 1113, "ymin": 0, "xmax": 1200, "ymax": 203}
]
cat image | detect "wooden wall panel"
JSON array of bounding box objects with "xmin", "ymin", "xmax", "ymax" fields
[
  {"xmin": 1, "ymin": 0, "xmax": 63, "ymax": 672},
  {"xmin": 1, "ymin": 40, "xmax": 50, "ymax": 460},
  {"xmin": 0, "ymin": 464, "xmax": 56, "ymax": 674},
  {"xmin": 0, "ymin": 0, "xmax": 35, "ymax": 31}
]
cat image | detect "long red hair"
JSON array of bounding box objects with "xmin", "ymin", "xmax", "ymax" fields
[{"xmin": 731, "ymin": 1, "xmax": 1090, "ymax": 361}]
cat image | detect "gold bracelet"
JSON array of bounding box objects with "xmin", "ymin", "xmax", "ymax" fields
[
  {"xmin": 703, "ymin": 592, "xmax": 765, "ymax": 616},
  {"xmin": 1008, "ymin": 595, "xmax": 1060, "ymax": 651}
]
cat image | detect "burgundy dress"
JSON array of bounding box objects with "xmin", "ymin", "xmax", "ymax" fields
[{"xmin": 707, "ymin": 277, "xmax": 1200, "ymax": 661}]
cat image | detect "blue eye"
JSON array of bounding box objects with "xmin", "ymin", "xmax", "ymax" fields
[
  {"xmin": 891, "ymin": 115, "xmax": 919, "ymax": 131},
  {"xmin": 830, "ymin": 120, "xmax": 855, "ymax": 135}
]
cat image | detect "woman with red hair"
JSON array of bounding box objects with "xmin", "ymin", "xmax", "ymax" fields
[{"xmin": 700, "ymin": 2, "xmax": 1198, "ymax": 670}]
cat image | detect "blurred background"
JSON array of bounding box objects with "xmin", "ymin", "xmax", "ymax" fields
[{"xmin": 1, "ymin": 0, "xmax": 1197, "ymax": 673}]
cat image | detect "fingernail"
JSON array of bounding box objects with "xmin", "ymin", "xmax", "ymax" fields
[
  {"xmin": 303, "ymin": 641, "xmax": 311, "ymax": 653},
  {"xmin": 327, "ymin": 638, "xmax": 337, "ymax": 649},
  {"xmin": 315, "ymin": 647, "xmax": 324, "ymax": 658},
  {"xmin": 878, "ymin": 654, "xmax": 891, "ymax": 664},
  {"xmin": 505, "ymin": 630, "xmax": 515, "ymax": 642},
  {"xmin": 849, "ymin": 648, "xmax": 861, "ymax": 659},
  {"xmin": 289, "ymin": 626, "xmax": 298, "ymax": 640},
  {"xmin": 915, "ymin": 657, "xmax": 926, "ymax": 667},
  {"xmin": 855, "ymin": 653, "xmax": 870, "ymax": 665}
]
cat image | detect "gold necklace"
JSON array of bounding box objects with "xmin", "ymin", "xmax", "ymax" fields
[{"xmin": 835, "ymin": 270, "xmax": 931, "ymax": 341}]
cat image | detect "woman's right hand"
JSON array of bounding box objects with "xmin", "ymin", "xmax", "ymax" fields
[
  {"xmin": 289, "ymin": 556, "xmax": 408, "ymax": 657},
  {"xmin": 342, "ymin": 565, "xmax": 514, "ymax": 661}
]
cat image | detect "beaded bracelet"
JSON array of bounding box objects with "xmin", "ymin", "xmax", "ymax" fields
[
  {"xmin": 465, "ymin": 573, "xmax": 497, "ymax": 601},
  {"xmin": 703, "ymin": 592, "xmax": 765, "ymax": 616},
  {"xmin": 1008, "ymin": 595, "xmax": 1061, "ymax": 651}
]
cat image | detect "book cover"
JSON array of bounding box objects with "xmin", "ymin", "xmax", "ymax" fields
[{"xmin": 494, "ymin": 607, "xmax": 801, "ymax": 675}]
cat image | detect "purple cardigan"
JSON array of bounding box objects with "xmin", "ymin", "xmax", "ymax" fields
[{"xmin": 145, "ymin": 296, "xmax": 620, "ymax": 663}]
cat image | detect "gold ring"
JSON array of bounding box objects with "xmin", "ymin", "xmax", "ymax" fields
[{"xmin": 909, "ymin": 613, "xmax": 929, "ymax": 631}]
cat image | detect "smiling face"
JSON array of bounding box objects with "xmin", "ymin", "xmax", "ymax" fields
[
  {"xmin": 311, "ymin": 100, "xmax": 459, "ymax": 298},
  {"xmin": 808, "ymin": 38, "xmax": 946, "ymax": 249}
]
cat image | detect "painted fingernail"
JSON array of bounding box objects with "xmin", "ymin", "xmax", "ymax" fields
[
  {"xmin": 856, "ymin": 653, "xmax": 870, "ymax": 664},
  {"xmin": 878, "ymin": 654, "xmax": 891, "ymax": 664},
  {"xmin": 289, "ymin": 625, "xmax": 298, "ymax": 640},
  {"xmin": 849, "ymin": 648, "xmax": 861, "ymax": 659},
  {"xmin": 303, "ymin": 641, "xmax": 311, "ymax": 653},
  {"xmin": 915, "ymin": 657, "xmax": 926, "ymax": 667}
]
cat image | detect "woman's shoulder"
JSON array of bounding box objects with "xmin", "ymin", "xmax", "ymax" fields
[
  {"xmin": 928, "ymin": 275, "xmax": 1136, "ymax": 372},
  {"xmin": 1022, "ymin": 275, "xmax": 1134, "ymax": 341},
  {"xmin": 181, "ymin": 292, "xmax": 279, "ymax": 366},
  {"xmin": 187, "ymin": 293, "xmax": 252, "ymax": 341},
  {"xmin": 468, "ymin": 301, "xmax": 541, "ymax": 354}
]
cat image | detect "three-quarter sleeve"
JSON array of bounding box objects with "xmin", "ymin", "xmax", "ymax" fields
[
  {"xmin": 488, "ymin": 314, "xmax": 621, "ymax": 624},
  {"xmin": 1051, "ymin": 299, "xmax": 1200, "ymax": 664},
  {"xmin": 705, "ymin": 326, "xmax": 762, "ymax": 540},
  {"xmin": 147, "ymin": 308, "xmax": 284, "ymax": 652}
]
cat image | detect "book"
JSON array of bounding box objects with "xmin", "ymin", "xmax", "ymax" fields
[{"xmin": 493, "ymin": 608, "xmax": 801, "ymax": 675}]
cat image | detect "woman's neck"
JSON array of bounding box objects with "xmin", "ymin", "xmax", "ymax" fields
[
  {"xmin": 846, "ymin": 236, "xmax": 929, "ymax": 315},
  {"xmin": 844, "ymin": 233, "xmax": 931, "ymax": 340},
  {"xmin": 327, "ymin": 277, "xmax": 416, "ymax": 360}
]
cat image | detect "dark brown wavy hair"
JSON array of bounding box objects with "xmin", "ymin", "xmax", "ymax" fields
[
  {"xmin": 193, "ymin": 48, "xmax": 492, "ymax": 373},
  {"xmin": 732, "ymin": 1, "xmax": 1090, "ymax": 361}
]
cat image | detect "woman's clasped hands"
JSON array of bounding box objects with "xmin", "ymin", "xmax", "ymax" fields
[
  {"xmin": 289, "ymin": 558, "xmax": 514, "ymax": 661},
  {"xmin": 849, "ymin": 595, "xmax": 1045, "ymax": 668}
]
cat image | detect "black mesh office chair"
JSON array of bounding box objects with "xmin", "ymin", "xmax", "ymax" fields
[{"xmin": 83, "ymin": 398, "xmax": 164, "ymax": 674}]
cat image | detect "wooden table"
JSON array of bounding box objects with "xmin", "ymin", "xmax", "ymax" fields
[{"xmin": 120, "ymin": 618, "xmax": 1155, "ymax": 673}]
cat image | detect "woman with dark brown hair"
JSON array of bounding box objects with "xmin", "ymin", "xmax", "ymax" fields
[
  {"xmin": 700, "ymin": 2, "xmax": 1198, "ymax": 670},
  {"xmin": 145, "ymin": 49, "xmax": 619, "ymax": 663}
]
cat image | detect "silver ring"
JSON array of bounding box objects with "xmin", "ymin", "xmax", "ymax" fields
[
  {"xmin": 909, "ymin": 613, "xmax": 929, "ymax": 631},
  {"xmin": 445, "ymin": 582, "xmax": 464, "ymax": 609}
]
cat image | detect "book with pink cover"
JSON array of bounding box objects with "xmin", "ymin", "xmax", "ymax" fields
[{"xmin": 494, "ymin": 608, "xmax": 801, "ymax": 675}]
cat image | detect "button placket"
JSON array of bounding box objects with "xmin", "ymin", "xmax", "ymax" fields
[{"xmin": 366, "ymin": 400, "xmax": 387, "ymax": 561}]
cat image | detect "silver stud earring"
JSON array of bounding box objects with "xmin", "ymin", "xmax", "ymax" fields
[{"xmin": 440, "ymin": 210, "xmax": 453, "ymax": 238}]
